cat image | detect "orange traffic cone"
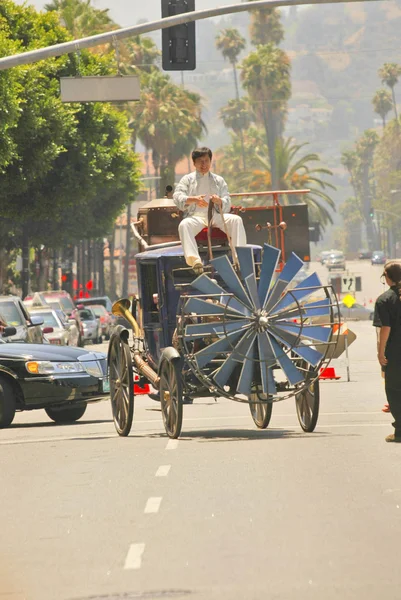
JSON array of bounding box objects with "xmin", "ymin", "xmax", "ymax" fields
[{"xmin": 319, "ymin": 366, "xmax": 341, "ymax": 380}]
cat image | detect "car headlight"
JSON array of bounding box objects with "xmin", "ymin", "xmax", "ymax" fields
[
  {"xmin": 26, "ymin": 361, "xmax": 86, "ymax": 375},
  {"xmin": 81, "ymin": 361, "xmax": 103, "ymax": 378}
]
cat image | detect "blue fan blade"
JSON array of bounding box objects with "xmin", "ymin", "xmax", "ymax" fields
[
  {"xmin": 270, "ymin": 298, "xmax": 331, "ymax": 322},
  {"xmin": 236, "ymin": 246, "xmax": 255, "ymax": 281},
  {"xmin": 258, "ymin": 244, "xmax": 281, "ymax": 305},
  {"xmin": 268, "ymin": 325, "xmax": 324, "ymax": 367},
  {"xmin": 270, "ymin": 272, "xmax": 322, "ymax": 315},
  {"xmin": 194, "ymin": 329, "xmax": 245, "ymax": 369},
  {"xmin": 211, "ymin": 255, "xmax": 253, "ymax": 309},
  {"xmin": 264, "ymin": 253, "xmax": 304, "ymax": 313},
  {"xmin": 192, "ymin": 274, "xmax": 249, "ymax": 315},
  {"xmin": 245, "ymin": 274, "xmax": 260, "ymax": 310},
  {"xmin": 303, "ymin": 298, "xmax": 331, "ymax": 317},
  {"xmin": 184, "ymin": 297, "xmax": 245, "ymax": 318},
  {"xmin": 184, "ymin": 319, "xmax": 251, "ymax": 339},
  {"xmin": 213, "ymin": 329, "xmax": 256, "ymax": 388},
  {"xmin": 273, "ymin": 321, "xmax": 331, "ymax": 343},
  {"xmin": 257, "ymin": 333, "xmax": 277, "ymax": 395},
  {"xmin": 268, "ymin": 334, "xmax": 304, "ymax": 385},
  {"xmin": 237, "ymin": 335, "xmax": 257, "ymax": 396}
]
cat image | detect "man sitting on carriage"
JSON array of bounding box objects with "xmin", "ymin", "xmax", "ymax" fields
[{"xmin": 173, "ymin": 146, "xmax": 247, "ymax": 275}]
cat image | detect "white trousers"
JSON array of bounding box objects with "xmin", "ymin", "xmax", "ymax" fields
[{"xmin": 178, "ymin": 213, "xmax": 247, "ymax": 266}]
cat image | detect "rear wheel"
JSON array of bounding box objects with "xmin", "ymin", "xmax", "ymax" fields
[
  {"xmin": 249, "ymin": 393, "xmax": 273, "ymax": 429},
  {"xmin": 109, "ymin": 334, "xmax": 134, "ymax": 436},
  {"xmin": 0, "ymin": 377, "xmax": 16, "ymax": 428},
  {"xmin": 45, "ymin": 403, "xmax": 87, "ymax": 423}
]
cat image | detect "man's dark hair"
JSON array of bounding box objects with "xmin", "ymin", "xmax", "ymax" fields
[
  {"xmin": 192, "ymin": 147, "xmax": 212, "ymax": 162},
  {"xmin": 165, "ymin": 185, "xmax": 173, "ymax": 193}
]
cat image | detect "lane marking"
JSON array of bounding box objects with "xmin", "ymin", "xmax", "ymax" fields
[
  {"xmin": 124, "ymin": 543, "xmax": 145, "ymax": 570},
  {"xmin": 166, "ymin": 439, "xmax": 179, "ymax": 450},
  {"xmin": 144, "ymin": 497, "xmax": 162, "ymax": 514},
  {"xmin": 155, "ymin": 465, "xmax": 171, "ymax": 477}
]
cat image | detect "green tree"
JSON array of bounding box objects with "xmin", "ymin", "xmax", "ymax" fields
[
  {"xmin": 241, "ymin": 43, "xmax": 291, "ymax": 189},
  {"xmin": 372, "ymin": 88, "xmax": 393, "ymax": 128},
  {"xmin": 378, "ymin": 62, "xmax": 401, "ymax": 121},
  {"xmin": 216, "ymin": 27, "xmax": 247, "ymax": 170},
  {"xmin": 44, "ymin": 0, "xmax": 115, "ymax": 38},
  {"xmin": 247, "ymin": 0, "xmax": 284, "ymax": 46}
]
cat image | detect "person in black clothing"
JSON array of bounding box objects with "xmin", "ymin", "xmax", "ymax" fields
[{"xmin": 373, "ymin": 260, "xmax": 401, "ymax": 442}]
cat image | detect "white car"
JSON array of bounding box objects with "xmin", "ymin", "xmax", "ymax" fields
[
  {"xmin": 78, "ymin": 307, "xmax": 103, "ymax": 344},
  {"xmin": 29, "ymin": 307, "xmax": 79, "ymax": 346}
]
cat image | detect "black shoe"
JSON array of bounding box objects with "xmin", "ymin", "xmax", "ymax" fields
[
  {"xmin": 148, "ymin": 392, "xmax": 160, "ymax": 402},
  {"xmin": 385, "ymin": 433, "xmax": 401, "ymax": 443},
  {"xmin": 182, "ymin": 397, "xmax": 193, "ymax": 405}
]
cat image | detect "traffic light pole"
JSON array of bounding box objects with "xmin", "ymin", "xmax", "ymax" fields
[{"xmin": 0, "ymin": 0, "xmax": 377, "ymax": 71}]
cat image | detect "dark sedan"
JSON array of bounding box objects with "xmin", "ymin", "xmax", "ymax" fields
[
  {"xmin": 371, "ymin": 250, "xmax": 386, "ymax": 265},
  {"xmin": 0, "ymin": 332, "xmax": 109, "ymax": 428}
]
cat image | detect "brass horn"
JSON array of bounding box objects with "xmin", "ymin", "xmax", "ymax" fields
[{"xmin": 112, "ymin": 298, "xmax": 140, "ymax": 338}]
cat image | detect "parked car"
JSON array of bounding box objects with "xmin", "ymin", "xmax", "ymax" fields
[
  {"xmin": 0, "ymin": 296, "xmax": 45, "ymax": 343},
  {"xmin": 23, "ymin": 292, "xmax": 50, "ymax": 309},
  {"xmin": 39, "ymin": 290, "xmax": 84, "ymax": 346},
  {"xmin": 76, "ymin": 296, "xmax": 113, "ymax": 313},
  {"xmin": 358, "ymin": 249, "xmax": 372, "ymax": 260},
  {"xmin": 89, "ymin": 304, "xmax": 113, "ymax": 340},
  {"xmin": 326, "ymin": 251, "xmax": 346, "ymax": 271},
  {"xmin": 371, "ymin": 250, "xmax": 386, "ymax": 265},
  {"xmin": 340, "ymin": 302, "xmax": 374, "ymax": 321},
  {"xmin": 78, "ymin": 306, "xmax": 103, "ymax": 344},
  {"xmin": 0, "ymin": 329, "xmax": 109, "ymax": 428},
  {"xmin": 317, "ymin": 250, "xmax": 332, "ymax": 265},
  {"xmin": 29, "ymin": 307, "xmax": 79, "ymax": 346}
]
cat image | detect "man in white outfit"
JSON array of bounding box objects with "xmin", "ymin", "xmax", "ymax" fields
[{"xmin": 173, "ymin": 147, "xmax": 247, "ymax": 274}]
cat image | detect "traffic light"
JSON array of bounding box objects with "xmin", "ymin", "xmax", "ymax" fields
[
  {"xmin": 309, "ymin": 221, "xmax": 321, "ymax": 243},
  {"xmin": 369, "ymin": 206, "xmax": 374, "ymax": 219},
  {"xmin": 162, "ymin": 0, "xmax": 196, "ymax": 71}
]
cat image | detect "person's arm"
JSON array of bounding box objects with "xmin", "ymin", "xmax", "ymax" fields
[
  {"xmin": 173, "ymin": 175, "xmax": 207, "ymax": 210},
  {"xmin": 211, "ymin": 176, "xmax": 231, "ymax": 213},
  {"xmin": 378, "ymin": 326, "xmax": 390, "ymax": 366}
]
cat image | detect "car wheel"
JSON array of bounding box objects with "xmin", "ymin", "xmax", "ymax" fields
[
  {"xmin": 0, "ymin": 377, "xmax": 17, "ymax": 428},
  {"xmin": 78, "ymin": 333, "xmax": 85, "ymax": 347},
  {"xmin": 105, "ymin": 329, "xmax": 111, "ymax": 341},
  {"xmin": 45, "ymin": 403, "xmax": 87, "ymax": 423}
]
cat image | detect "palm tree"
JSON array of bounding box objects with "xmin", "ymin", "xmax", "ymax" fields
[
  {"xmin": 219, "ymin": 98, "xmax": 252, "ymax": 135},
  {"xmin": 241, "ymin": 44, "xmax": 291, "ymax": 190},
  {"xmin": 372, "ymin": 89, "xmax": 393, "ymax": 128},
  {"xmin": 247, "ymin": 0, "xmax": 284, "ymax": 46},
  {"xmin": 216, "ymin": 28, "xmax": 247, "ymax": 169},
  {"xmin": 236, "ymin": 137, "xmax": 336, "ymax": 226},
  {"xmin": 356, "ymin": 129, "xmax": 379, "ymax": 249},
  {"xmin": 45, "ymin": 0, "xmax": 115, "ymax": 38},
  {"xmin": 129, "ymin": 72, "xmax": 206, "ymax": 194},
  {"xmin": 378, "ymin": 62, "xmax": 401, "ymax": 121}
]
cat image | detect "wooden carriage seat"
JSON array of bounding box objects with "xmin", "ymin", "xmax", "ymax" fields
[{"xmin": 195, "ymin": 227, "xmax": 228, "ymax": 248}]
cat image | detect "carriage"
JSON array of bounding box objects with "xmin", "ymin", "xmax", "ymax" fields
[{"xmin": 107, "ymin": 190, "xmax": 341, "ymax": 439}]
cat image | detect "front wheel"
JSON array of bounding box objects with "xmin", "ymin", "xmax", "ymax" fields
[
  {"xmin": 295, "ymin": 373, "xmax": 320, "ymax": 432},
  {"xmin": 249, "ymin": 393, "xmax": 273, "ymax": 429},
  {"xmin": 45, "ymin": 403, "xmax": 87, "ymax": 423},
  {"xmin": 159, "ymin": 357, "xmax": 183, "ymax": 439},
  {"xmin": 109, "ymin": 334, "xmax": 134, "ymax": 436},
  {"xmin": 0, "ymin": 378, "xmax": 17, "ymax": 428}
]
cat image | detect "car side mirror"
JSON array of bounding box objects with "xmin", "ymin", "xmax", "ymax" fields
[
  {"xmin": 29, "ymin": 315, "xmax": 44, "ymax": 327},
  {"xmin": 3, "ymin": 326, "xmax": 17, "ymax": 337},
  {"xmin": 42, "ymin": 326, "xmax": 54, "ymax": 334}
]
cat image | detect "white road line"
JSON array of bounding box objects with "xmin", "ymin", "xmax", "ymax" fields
[
  {"xmin": 155, "ymin": 465, "xmax": 171, "ymax": 477},
  {"xmin": 166, "ymin": 439, "xmax": 179, "ymax": 450},
  {"xmin": 124, "ymin": 543, "xmax": 145, "ymax": 570},
  {"xmin": 144, "ymin": 497, "xmax": 162, "ymax": 514}
]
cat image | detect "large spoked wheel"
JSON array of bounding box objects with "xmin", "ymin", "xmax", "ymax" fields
[
  {"xmin": 249, "ymin": 393, "xmax": 273, "ymax": 429},
  {"xmin": 159, "ymin": 358, "xmax": 183, "ymax": 439},
  {"xmin": 295, "ymin": 372, "xmax": 320, "ymax": 432},
  {"xmin": 109, "ymin": 335, "xmax": 134, "ymax": 437}
]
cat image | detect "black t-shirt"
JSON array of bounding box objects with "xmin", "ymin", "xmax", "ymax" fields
[{"xmin": 373, "ymin": 286, "xmax": 401, "ymax": 356}]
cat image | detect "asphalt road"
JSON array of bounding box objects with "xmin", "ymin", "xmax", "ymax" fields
[{"xmin": 2, "ymin": 261, "xmax": 400, "ymax": 600}]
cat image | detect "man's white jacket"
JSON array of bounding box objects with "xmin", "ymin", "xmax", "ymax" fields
[{"xmin": 173, "ymin": 171, "xmax": 231, "ymax": 218}]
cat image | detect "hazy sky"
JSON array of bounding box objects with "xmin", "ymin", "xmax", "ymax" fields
[{"xmin": 15, "ymin": 0, "xmax": 246, "ymax": 26}]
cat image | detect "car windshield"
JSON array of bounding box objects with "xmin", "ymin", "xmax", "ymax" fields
[
  {"xmin": 91, "ymin": 305, "xmax": 107, "ymax": 317},
  {"xmin": 373, "ymin": 251, "xmax": 384, "ymax": 256},
  {"xmin": 0, "ymin": 301, "xmax": 23, "ymax": 326},
  {"xmin": 32, "ymin": 311, "xmax": 59, "ymax": 328},
  {"xmin": 79, "ymin": 309, "xmax": 95, "ymax": 321}
]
